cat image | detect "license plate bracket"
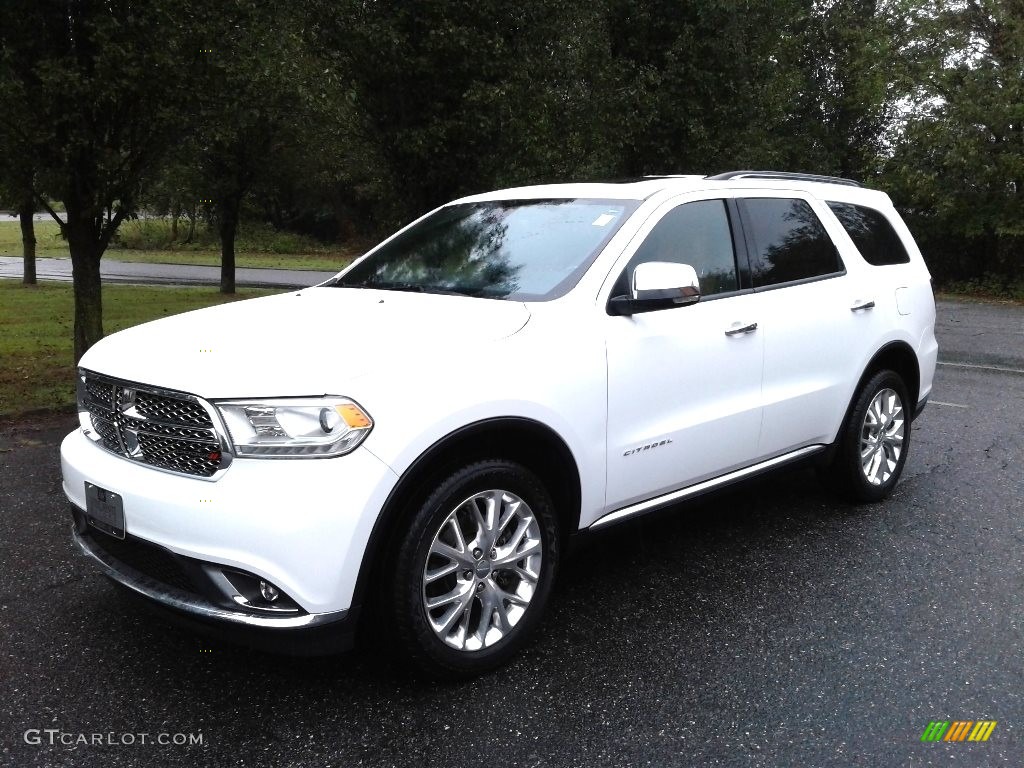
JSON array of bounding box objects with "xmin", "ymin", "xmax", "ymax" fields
[{"xmin": 84, "ymin": 482, "xmax": 126, "ymax": 539}]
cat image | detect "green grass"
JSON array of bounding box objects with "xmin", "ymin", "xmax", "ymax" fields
[
  {"xmin": 0, "ymin": 281, "xmax": 278, "ymax": 418},
  {"xmin": 0, "ymin": 219, "xmax": 359, "ymax": 271},
  {"xmin": 0, "ymin": 219, "xmax": 67, "ymax": 256}
]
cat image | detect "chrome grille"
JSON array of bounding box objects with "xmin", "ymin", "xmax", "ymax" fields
[
  {"xmin": 79, "ymin": 370, "xmax": 227, "ymax": 478},
  {"xmin": 90, "ymin": 414, "xmax": 122, "ymax": 453},
  {"xmin": 134, "ymin": 391, "xmax": 212, "ymax": 427},
  {"xmin": 83, "ymin": 376, "xmax": 117, "ymax": 411}
]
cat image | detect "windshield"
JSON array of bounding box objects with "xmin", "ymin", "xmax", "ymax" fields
[{"xmin": 332, "ymin": 198, "xmax": 638, "ymax": 300}]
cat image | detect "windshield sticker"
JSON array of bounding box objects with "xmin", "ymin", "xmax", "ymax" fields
[{"xmin": 592, "ymin": 213, "xmax": 616, "ymax": 227}]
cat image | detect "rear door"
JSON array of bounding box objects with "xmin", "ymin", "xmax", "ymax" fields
[{"xmin": 734, "ymin": 193, "xmax": 877, "ymax": 455}]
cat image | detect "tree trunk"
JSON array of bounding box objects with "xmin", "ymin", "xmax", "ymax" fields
[
  {"xmin": 170, "ymin": 202, "xmax": 180, "ymax": 242},
  {"xmin": 19, "ymin": 200, "xmax": 36, "ymax": 285},
  {"xmin": 68, "ymin": 237, "xmax": 104, "ymax": 362},
  {"xmin": 61, "ymin": 195, "xmax": 126, "ymax": 361},
  {"xmin": 219, "ymin": 196, "xmax": 240, "ymax": 294},
  {"xmin": 185, "ymin": 207, "xmax": 197, "ymax": 243}
]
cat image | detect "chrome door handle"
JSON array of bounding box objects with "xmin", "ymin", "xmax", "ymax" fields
[
  {"xmin": 724, "ymin": 322, "xmax": 758, "ymax": 336},
  {"xmin": 851, "ymin": 299, "xmax": 875, "ymax": 312}
]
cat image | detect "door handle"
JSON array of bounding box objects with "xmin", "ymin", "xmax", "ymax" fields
[
  {"xmin": 724, "ymin": 322, "xmax": 758, "ymax": 336},
  {"xmin": 851, "ymin": 299, "xmax": 875, "ymax": 312}
]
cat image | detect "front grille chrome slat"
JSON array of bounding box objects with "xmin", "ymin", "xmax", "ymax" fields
[
  {"xmin": 89, "ymin": 414, "xmax": 123, "ymax": 453},
  {"xmin": 134, "ymin": 391, "xmax": 213, "ymax": 427},
  {"xmin": 137, "ymin": 433, "xmax": 222, "ymax": 476},
  {"xmin": 133, "ymin": 429, "xmax": 220, "ymax": 445},
  {"xmin": 79, "ymin": 370, "xmax": 228, "ymax": 479},
  {"xmin": 121, "ymin": 416, "xmax": 217, "ymax": 442},
  {"xmin": 84, "ymin": 378, "xmax": 116, "ymax": 411}
]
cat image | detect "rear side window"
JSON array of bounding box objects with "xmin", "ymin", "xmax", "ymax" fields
[
  {"xmin": 741, "ymin": 198, "xmax": 843, "ymax": 288},
  {"xmin": 826, "ymin": 201, "xmax": 911, "ymax": 266}
]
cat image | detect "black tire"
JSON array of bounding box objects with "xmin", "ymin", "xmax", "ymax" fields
[
  {"xmin": 827, "ymin": 369, "xmax": 911, "ymax": 503},
  {"xmin": 387, "ymin": 459, "xmax": 560, "ymax": 680}
]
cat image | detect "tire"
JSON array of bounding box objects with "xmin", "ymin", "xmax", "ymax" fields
[
  {"xmin": 828, "ymin": 369, "xmax": 911, "ymax": 503},
  {"xmin": 387, "ymin": 459, "xmax": 560, "ymax": 679}
]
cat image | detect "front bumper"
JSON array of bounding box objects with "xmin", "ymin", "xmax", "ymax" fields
[
  {"xmin": 71, "ymin": 515, "xmax": 343, "ymax": 628},
  {"xmin": 70, "ymin": 515, "xmax": 360, "ymax": 654},
  {"xmin": 61, "ymin": 428, "xmax": 400, "ymax": 621}
]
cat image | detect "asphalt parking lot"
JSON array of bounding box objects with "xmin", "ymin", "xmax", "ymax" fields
[{"xmin": 1, "ymin": 299, "xmax": 1022, "ymax": 767}]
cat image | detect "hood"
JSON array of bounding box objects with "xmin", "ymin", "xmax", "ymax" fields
[{"xmin": 80, "ymin": 287, "xmax": 531, "ymax": 398}]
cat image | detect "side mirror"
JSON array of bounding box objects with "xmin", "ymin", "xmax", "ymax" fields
[{"xmin": 608, "ymin": 261, "xmax": 701, "ymax": 316}]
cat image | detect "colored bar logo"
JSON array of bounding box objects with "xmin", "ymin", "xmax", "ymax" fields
[{"xmin": 921, "ymin": 720, "xmax": 997, "ymax": 742}]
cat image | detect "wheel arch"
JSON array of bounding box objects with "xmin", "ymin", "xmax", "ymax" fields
[
  {"xmin": 824, "ymin": 340, "xmax": 921, "ymax": 467},
  {"xmin": 348, "ymin": 417, "xmax": 582, "ymax": 627},
  {"xmin": 859, "ymin": 340, "xmax": 921, "ymax": 412}
]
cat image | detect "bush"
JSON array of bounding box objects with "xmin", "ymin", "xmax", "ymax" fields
[
  {"xmin": 938, "ymin": 274, "xmax": 1024, "ymax": 302},
  {"xmin": 112, "ymin": 218, "xmax": 330, "ymax": 254},
  {"xmin": 112, "ymin": 218, "xmax": 211, "ymax": 250}
]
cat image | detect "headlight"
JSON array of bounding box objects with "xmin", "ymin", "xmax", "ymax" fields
[{"xmin": 216, "ymin": 398, "xmax": 373, "ymax": 458}]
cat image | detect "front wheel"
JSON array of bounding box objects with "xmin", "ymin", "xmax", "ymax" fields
[
  {"xmin": 827, "ymin": 369, "xmax": 911, "ymax": 503},
  {"xmin": 387, "ymin": 460, "xmax": 560, "ymax": 679}
]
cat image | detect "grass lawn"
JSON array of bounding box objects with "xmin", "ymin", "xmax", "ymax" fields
[
  {"xmin": 0, "ymin": 220, "xmax": 358, "ymax": 272},
  {"xmin": 0, "ymin": 219, "xmax": 66, "ymax": 256},
  {"xmin": 0, "ymin": 281, "xmax": 278, "ymax": 419}
]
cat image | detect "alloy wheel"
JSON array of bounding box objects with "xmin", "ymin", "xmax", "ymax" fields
[
  {"xmin": 859, "ymin": 387, "xmax": 905, "ymax": 486},
  {"xmin": 422, "ymin": 489, "xmax": 543, "ymax": 651}
]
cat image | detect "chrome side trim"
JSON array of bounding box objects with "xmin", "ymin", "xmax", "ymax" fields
[
  {"xmin": 590, "ymin": 445, "xmax": 825, "ymax": 530},
  {"xmin": 73, "ymin": 527, "xmax": 347, "ymax": 629}
]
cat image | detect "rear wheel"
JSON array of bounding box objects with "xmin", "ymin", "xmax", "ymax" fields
[
  {"xmin": 828, "ymin": 369, "xmax": 911, "ymax": 503},
  {"xmin": 387, "ymin": 460, "xmax": 559, "ymax": 679}
]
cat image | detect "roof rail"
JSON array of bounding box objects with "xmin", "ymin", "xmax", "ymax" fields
[{"xmin": 706, "ymin": 170, "xmax": 862, "ymax": 188}]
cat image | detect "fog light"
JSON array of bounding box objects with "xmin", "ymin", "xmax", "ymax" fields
[{"xmin": 259, "ymin": 580, "xmax": 280, "ymax": 602}]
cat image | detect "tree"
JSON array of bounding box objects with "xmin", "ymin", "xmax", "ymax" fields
[
  {"xmin": 146, "ymin": 3, "xmax": 338, "ymax": 293},
  {"xmin": 0, "ymin": 74, "xmax": 40, "ymax": 284},
  {"xmin": 592, "ymin": 0, "xmax": 820, "ymax": 176},
  {"xmin": 781, "ymin": 0, "xmax": 908, "ymax": 179},
  {"xmin": 0, "ymin": 0, "xmax": 203, "ymax": 359},
  {"xmin": 886, "ymin": 0, "xmax": 1024, "ymax": 283},
  {"xmin": 18, "ymin": 195, "xmax": 36, "ymax": 285},
  {"xmin": 330, "ymin": 0, "xmax": 628, "ymax": 225},
  {"xmin": 0, "ymin": 172, "xmax": 37, "ymax": 284}
]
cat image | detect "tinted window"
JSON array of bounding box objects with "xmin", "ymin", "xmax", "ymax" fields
[
  {"xmin": 827, "ymin": 201, "xmax": 911, "ymax": 266},
  {"xmin": 612, "ymin": 200, "xmax": 737, "ymax": 297},
  {"xmin": 334, "ymin": 198, "xmax": 637, "ymax": 301},
  {"xmin": 743, "ymin": 198, "xmax": 842, "ymax": 288}
]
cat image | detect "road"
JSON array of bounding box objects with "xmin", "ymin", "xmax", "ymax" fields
[
  {"xmin": 0, "ymin": 256, "xmax": 336, "ymax": 289},
  {"xmin": 1, "ymin": 300, "xmax": 1022, "ymax": 767},
  {"xmin": 932, "ymin": 298, "xmax": 1024, "ymax": 370},
  {"xmin": 0, "ymin": 213, "xmax": 65, "ymax": 223}
]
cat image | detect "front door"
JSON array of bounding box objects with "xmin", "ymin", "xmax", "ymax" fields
[{"xmin": 603, "ymin": 197, "xmax": 765, "ymax": 513}]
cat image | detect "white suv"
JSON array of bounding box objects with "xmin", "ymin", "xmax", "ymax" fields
[{"xmin": 61, "ymin": 171, "xmax": 938, "ymax": 678}]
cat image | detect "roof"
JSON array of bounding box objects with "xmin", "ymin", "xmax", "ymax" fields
[{"xmin": 452, "ymin": 173, "xmax": 890, "ymax": 207}]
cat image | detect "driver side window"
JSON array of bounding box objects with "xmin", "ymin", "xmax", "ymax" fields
[{"xmin": 611, "ymin": 199, "xmax": 738, "ymax": 298}]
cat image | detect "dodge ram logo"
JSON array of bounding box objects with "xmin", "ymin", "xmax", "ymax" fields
[{"xmin": 114, "ymin": 387, "xmax": 142, "ymax": 456}]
